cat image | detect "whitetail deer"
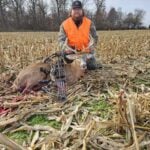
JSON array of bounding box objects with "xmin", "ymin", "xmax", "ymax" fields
[
  {"xmin": 51, "ymin": 34, "xmax": 95, "ymax": 83},
  {"xmin": 11, "ymin": 56, "xmax": 85, "ymax": 94},
  {"xmin": 11, "ymin": 62, "xmax": 51, "ymax": 94},
  {"xmin": 12, "ymin": 35, "xmax": 94, "ymax": 95}
]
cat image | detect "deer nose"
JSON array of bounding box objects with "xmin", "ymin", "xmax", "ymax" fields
[
  {"xmin": 80, "ymin": 63, "xmax": 87, "ymax": 70},
  {"xmin": 80, "ymin": 57, "xmax": 87, "ymax": 70}
]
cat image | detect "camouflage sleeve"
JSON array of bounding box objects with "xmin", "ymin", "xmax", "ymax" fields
[
  {"xmin": 58, "ymin": 24, "xmax": 67, "ymax": 49},
  {"xmin": 58, "ymin": 21, "xmax": 98, "ymax": 50},
  {"xmin": 90, "ymin": 22, "xmax": 98, "ymax": 46}
]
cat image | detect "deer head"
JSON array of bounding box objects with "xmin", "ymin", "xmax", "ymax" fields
[{"xmin": 63, "ymin": 35, "xmax": 95, "ymax": 69}]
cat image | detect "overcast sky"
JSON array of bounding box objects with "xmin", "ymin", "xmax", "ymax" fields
[{"xmin": 46, "ymin": 0, "xmax": 150, "ymax": 26}]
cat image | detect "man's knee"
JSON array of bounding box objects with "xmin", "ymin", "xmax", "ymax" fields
[
  {"xmin": 87, "ymin": 57, "xmax": 97, "ymax": 70},
  {"xmin": 86, "ymin": 56, "xmax": 102, "ymax": 70}
]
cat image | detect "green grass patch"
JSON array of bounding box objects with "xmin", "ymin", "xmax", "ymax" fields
[
  {"xmin": 4, "ymin": 115, "xmax": 61, "ymax": 144},
  {"xmin": 27, "ymin": 114, "xmax": 61, "ymax": 129},
  {"xmin": 86, "ymin": 97, "xmax": 113, "ymax": 119},
  {"xmin": 132, "ymin": 77, "xmax": 150, "ymax": 87},
  {"xmin": 7, "ymin": 131, "xmax": 29, "ymax": 144}
]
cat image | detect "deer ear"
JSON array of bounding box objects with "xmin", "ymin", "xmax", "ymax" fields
[{"xmin": 40, "ymin": 67, "xmax": 50, "ymax": 75}]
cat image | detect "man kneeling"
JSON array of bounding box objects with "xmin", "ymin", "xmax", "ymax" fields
[{"xmin": 58, "ymin": 0, "xmax": 102, "ymax": 70}]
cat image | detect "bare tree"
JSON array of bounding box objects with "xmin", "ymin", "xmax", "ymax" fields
[
  {"xmin": 107, "ymin": 7, "xmax": 118, "ymax": 29},
  {"xmin": 116, "ymin": 8, "xmax": 124, "ymax": 29},
  {"xmin": 50, "ymin": 0, "xmax": 68, "ymax": 30},
  {"xmin": 80, "ymin": 0, "xmax": 88, "ymax": 8},
  {"xmin": 37, "ymin": 0, "xmax": 48, "ymax": 29},
  {"xmin": 124, "ymin": 9, "xmax": 145, "ymax": 29},
  {"xmin": 124, "ymin": 12, "xmax": 134, "ymax": 29},
  {"xmin": 0, "ymin": 0, "xmax": 10, "ymax": 29},
  {"xmin": 51, "ymin": 0, "xmax": 68, "ymax": 24},
  {"xmin": 93, "ymin": 0, "xmax": 106, "ymax": 29},
  {"xmin": 27, "ymin": 0, "xmax": 38, "ymax": 29},
  {"xmin": 94, "ymin": 0, "xmax": 105, "ymax": 15},
  {"xmin": 0, "ymin": 0, "xmax": 147, "ymax": 31},
  {"xmin": 133, "ymin": 9, "xmax": 145, "ymax": 28},
  {"xmin": 9, "ymin": 0, "xmax": 25, "ymax": 28}
]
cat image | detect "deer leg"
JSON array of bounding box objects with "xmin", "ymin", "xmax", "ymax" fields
[{"xmin": 22, "ymin": 83, "xmax": 34, "ymax": 95}]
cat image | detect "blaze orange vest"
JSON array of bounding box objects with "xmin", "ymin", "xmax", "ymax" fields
[{"xmin": 63, "ymin": 17, "xmax": 91, "ymax": 52}]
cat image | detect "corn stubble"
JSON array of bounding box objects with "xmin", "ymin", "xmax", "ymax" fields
[{"xmin": 0, "ymin": 30, "xmax": 150, "ymax": 150}]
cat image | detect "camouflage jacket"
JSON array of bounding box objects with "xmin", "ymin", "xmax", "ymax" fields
[{"xmin": 58, "ymin": 20, "xmax": 98, "ymax": 50}]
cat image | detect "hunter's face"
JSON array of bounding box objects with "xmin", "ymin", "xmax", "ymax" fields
[{"xmin": 71, "ymin": 8, "xmax": 83, "ymax": 20}]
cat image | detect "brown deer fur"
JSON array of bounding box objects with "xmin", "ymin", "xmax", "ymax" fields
[
  {"xmin": 65, "ymin": 59, "xmax": 85, "ymax": 84},
  {"xmin": 12, "ymin": 59, "xmax": 85, "ymax": 94},
  {"xmin": 12, "ymin": 63, "xmax": 51, "ymax": 94}
]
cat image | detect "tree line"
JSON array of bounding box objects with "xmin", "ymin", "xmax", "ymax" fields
[{"xmin": 0, "ymin": 0, "xmax": 149, "ymax": 31}]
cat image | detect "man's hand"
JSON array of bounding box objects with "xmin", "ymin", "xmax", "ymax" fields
[
  {"xmin": 83, "ymin": 48, "xmax": 94, "ymax": 54},
  {"xmin": 64, "ymin": 49, "xmax": 75, "ymax": 55}
]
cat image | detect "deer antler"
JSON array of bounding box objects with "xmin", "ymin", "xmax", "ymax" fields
[
  {"xmin": 62, "ymin": 38, "xmax": 77, "ymax": 53},
  {"xmin": 83, "ymin": 34, "xmax": 95, "ymax": 52},
  {"xmin": 62, "ymin": 34, "xmax": 95, "ymax": 54},
  {"xmin": 43, "ymin": 53, "xmax": 57, "ymax": 63}
]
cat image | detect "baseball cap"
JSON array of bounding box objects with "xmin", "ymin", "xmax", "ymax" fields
[{"xmin": 72, "ymin": 1, "xmax": 83, "ymax": 9}]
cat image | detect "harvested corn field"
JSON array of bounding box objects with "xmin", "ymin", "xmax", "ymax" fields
[{"xmin": 0, "ymin": 30, "xmax": 150, "ymax": 150}]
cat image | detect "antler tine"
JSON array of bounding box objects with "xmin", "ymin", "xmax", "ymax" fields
[
  {"xmin": 89, "ymin": 34, "xmax": 94, "ymax": 47},
  {"xmin": 84, "ymin": 34, "xmax": 94, "ymax": 51},
  {"xmin": 62, "ymin": 38, "xmax": 77, "ymax": 53},
  {"xmin": 62, "ymin": 35, "xmax": 94, "ymax": 54},
  {"xmin": 88, "ymin": 35, "xmax": 94, "ymax": 48},
  {"xmin": 43, "ymin": 53, "xmax": 57, "ymax": 63}
]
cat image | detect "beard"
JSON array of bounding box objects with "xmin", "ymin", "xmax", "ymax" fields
[{"xmin": 72, "ymin": 15, "xmax": 83, "ymax": 26}]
